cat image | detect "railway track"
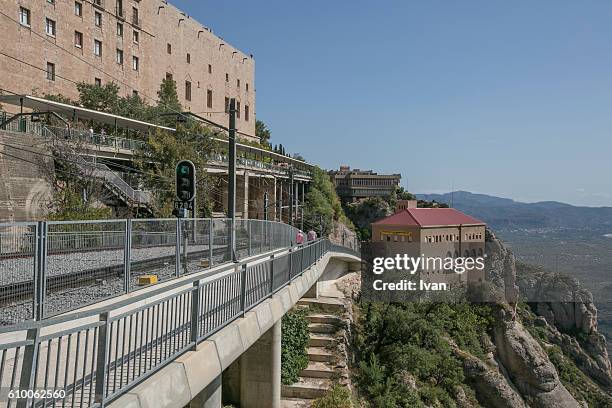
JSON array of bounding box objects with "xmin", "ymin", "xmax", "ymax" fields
[{"xmin": 0, "ymin": 244, "xmax": 247, "ymax": 305}]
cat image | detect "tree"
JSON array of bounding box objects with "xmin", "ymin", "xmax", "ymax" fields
[
  {"xmin": 76, "ymin": 82, "xmax": 121, "ymax": 113},
  {"xmin": 155, "ymin": 78, "xmax": 182, "ymax": 126},
  {"xmin": 303, "ymin": 167, "xmax": 352, "ymax": 236},
  {"xmin": 256, "ymin": 120, "xmax": 271, "ymax": 147}
]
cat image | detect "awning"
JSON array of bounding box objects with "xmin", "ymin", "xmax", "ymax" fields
[{"xmin": 0, "ymin": 94, "xmax": 175, "ymax": 133}]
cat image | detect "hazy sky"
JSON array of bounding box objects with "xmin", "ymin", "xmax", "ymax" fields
[{"xmin": 172, "ymin": 1, "xmax": 612, "ymax": 207}]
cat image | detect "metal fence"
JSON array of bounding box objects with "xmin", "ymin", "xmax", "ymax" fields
[
  {"xmin": 0, "ymin": 219, "xmax": 302, "ymax": 325},
  {"xmin": 0, "ymin": 236, "xmax": 359, "ymax": 408}
]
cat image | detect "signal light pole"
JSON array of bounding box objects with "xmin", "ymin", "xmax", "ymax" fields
[{"xmin": 227, "ymin": 98, "xmax": 237, "ymax": 262}]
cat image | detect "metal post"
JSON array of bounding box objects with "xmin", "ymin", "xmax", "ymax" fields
[
  {"xmin": 191, "ymin": 281, "xmax": 201, "ymax": 346},
  {"xmin": 300, "ymin": 182, "xmax": 304, "ymax": 231},
  {"xmin": 34, "ymin": 221, "xmax": 47, "ymax": 321},
  {"xmin": 248, "ymin": 220, "xmax": 252, "ymax": 256},
  {"xmin": 269, "ymin": 254, "xmax": 275, "ymax": 296},
  {"xmin": 17, "ymin": 328, "xmax": 41, "ymax": 408},
  {"xmin": 124, "ymin": 219, "xmax": 132, "ymax": 293},
  {"xmin": 94, "ymin": 312, "xmax": 111, "ymax": 406},
  {"xmin": 263, "ymin": 191, "xmax": 269, "ymax": 221},
  {"xmin": 175, "ymin": 218, "xmax": 182, "ymax": 276},
  {"xmin": 228, "ymin": 98, "xmax": 237, "ymax": 262},
  {"xmin": 209, "ymin": 218, "xmax": 214, "ymax": 266},
  {"xmin": 240, "ymin": 264, "xmax": 247, "ymax": 316}
]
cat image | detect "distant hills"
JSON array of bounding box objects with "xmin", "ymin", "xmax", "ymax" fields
[{"xmin": 416, "ymin": 191, "xmax": 612, "ymax": 230}]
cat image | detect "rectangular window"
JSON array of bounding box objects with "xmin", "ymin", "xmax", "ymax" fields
[
  {"xmin": 246, "ymin": 83, "xmax": 249, "ymax": 92},
  {"xmin": 166, "ymin": 72, "xmax": 173, "ymax": 81},
  {"xmin": 186, "ymin": 53, "xmax": 191, "ymax": 64},
  {"xmin": 167, "ymin": 43, "xmax": 172, "ymax": 54},
  {"xmin": 132, "ymin": 56, "xmax": 139, "ymax": 71},
  {"xmin": 45, "ymin": 18, "xmax": 56, "ymax": 37},
  {"xmin": 132, "ymin": 30, "xmax": 139, "ymax": 44},
  {"xmin": 236, "ymin": 102, "xmax": 241, "ymax": 118},
  {"xmin": 46, "ymin": 62, "xmax": 55, "ymax": 81},
  {"xmin": 94, "ymin": 40, "xmax": 102, "ymax": 56},
  {"xmin": 19, "ymin": 7, "xmax": 30, "ymax": 27},
  {"xmin": 225, "ymin": 97, "xmax": 229, "ymax": 113},
  {"xmin": 207, "ymin": 90, "xmax": 213, "ymax": 108},
  {"xmin": 185, "ymin": 81, "xmax": 191, "ymax": 101},
  {"xmin": 225, "ymin": 73, "xmax": 229, "ymax": 82},
  {"xmin": 132, "ymin": 7, "xmax": 139, "ymax": 26},
  {"xmin": 245, "ymin": 105, "xmax": 249, "ymax": 121},
  {"xmin": 116, "ymin": 0, "xmax": 123, "ymax": 17},
  {"xmin": 132, "ymin": 90, "xmax": 139, "ymax": 97},
  {"xmin": 237, "ymin": 79, "xmax": 240, "ymax": 88},
  {"xmin": 95, "ymin": 12, "xmax": 102, "ymax": 27},
  {"xmin": 74, "ymin": 31, "xmax": 83, "ymax": 48},
  {"xmin": 116, "ymin": 49, "xmax": 123, "ymax": 65},
  {"xmin": 208, "ymin": 64, "xmax": 212, "ymax": 74},
  {"xmin": 74, "ymin": 2, "xmax": 82, "ymax": 16},
  {"xmin": 95, "ymin": 77, "xmax": 102, "ymax": 86},
  {"xmin": 117, "ymin": 23, "xmax": 123, "ymax": 36}
]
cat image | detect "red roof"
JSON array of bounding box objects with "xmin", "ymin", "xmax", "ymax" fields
[{"xmin": 372, "ymin": 208, "xmax": 485, "ymax": 227}]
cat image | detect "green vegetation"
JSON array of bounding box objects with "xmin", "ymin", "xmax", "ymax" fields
[
  {"xmin": 354, "ymin": 302, "xmax": 493, "ymax": 407},
  {"xmin": 312, "ymin": 384, "xmax": 353, "ymax": 408},
  {"xmin": 281, "ymin": 308, "xmax": 310, "ymax": 385},
  {"xmin": 256, "ymin": 119, "xmax": 271, "ymax": 148},
  {"xmin": 303, "ymin": 167, "xmax": 353, "ymax": 236},
  {"xmin": 344, "ymin": 197, "xmax": 390, "ymax": 241},
  {"xmin": 46, "ymin": 181, "xmax": 113, "ymax": 221}
]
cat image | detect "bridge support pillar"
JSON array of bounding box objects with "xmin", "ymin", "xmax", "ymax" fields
[
  {"xmin": 190, "ymin": 374, "xmax": 222, "ymax": 408},
  {"xmin": 239, "ymin": 320, "xmax": 281, "ymax": 408}
]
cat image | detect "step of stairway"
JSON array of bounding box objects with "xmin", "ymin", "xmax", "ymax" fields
[
  {"xmin": 308, "ymin": 347, "xmax": 334, "ymax": 363},
  {"xmin": 281, "ymin": 378, "xmax": 331, "ymax": 400},
  {"xmin": 309, "ymin": 334, "xmax": 335, "ymax": 348},
  {"xmin": 308, "ymin": 323, "xmax": 338, "ymax": 335},
  {"xmin": 297, "ymin": 297, "xmax": 345, "ymax": 314},
  {"xmin": 307, "ymin": 314, "xmax": 343, "ymax": 325},
  {"xmin": 280, "ymin": 397, "xmax": 311, "ymax": 407},
  {"xmin": 299, "ymin": 361, "xmax": 335, "ymax": 379}
]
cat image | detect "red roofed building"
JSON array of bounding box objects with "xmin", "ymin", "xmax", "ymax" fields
[{"xmin": 372, "ymin": 208, "xmax": 486, "ymax": 283}]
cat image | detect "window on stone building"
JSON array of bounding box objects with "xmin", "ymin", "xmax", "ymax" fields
[
  {"xmin": 224, "ymin": 97, "xmax": 229, "ymax": 113},
  {"xmin": 47, "ymin": 0, "xmax": 55, "ymax": 4},
  {"xmin": 166, "ymin": 72, "xmax": 173, "ymax": 81},
  {"xmin": 186, "ymin": 53, "xmax": 191, "ymax": 64},
  {"xmin": 95, "ymin": 78, "xmax": 102, "ymax": 86},
  {"xmin": 116, "ymin": 0, "xmax": 123, "ymax": 17},
  {"xmin": 208, "ymin": 64, "xmax": 212, "ymax": 74},
  {"xmin": 225, "ymin": 73, "xmax": 229, "ymax": 82},
  {"xmin": 74, "ymin": 31, "xmax": 83, "ymax": 48},
  {"xmin": 246, "ymin": 83, "xmax": 249, "ymax": 92},
  {"xmin": 132, "ymin": 7, "xmax": 139, "ymax": 26},
  {"xmin": 46, "ymin": 62, "xmax": 55, "ymax": 81},
  {"xmin": 94, "ymin": 40, "xmax": 102, "ymax": 56},
  {"xmin": 132, "ymin": 30, "xmax": 139, "ymax": 44},
  {"xmin": 132, "ymin": 56, "xmax": 139, "ymax": 71},
  {"xmin": 236, "ymin": 102, "xmax": 240, "ymax": 118},
  {"xmin": 167, "ymin": 43, "xmax": 172, "ymax": 54},
  {"xmin": 117, "ymin": 23, "xmax": 123, "ymax": 37},
  {"xmin": 74, "ymin": 2, "xmax": 82, "ymax": 17},
  {"xmin": 185, "ymin": 81, "xmax": 192, "ymax": 101},
  {"xmin": 95, "ymin": 11, "xmax": 102, "ymax": 27},
  {"xmin": 132, "ymin": 90, "xmax": 139, "ymax": 97},
  {"xmin": 245, "ymin": 105, "xmax": 249, "ymax": 121},
  {"xmin": 116, "ymin": 49, "xmax": 123, "ymax": 65},
  {"xmin": 237, "ymin": 79, "xmax": 240, "ymax": 88},
  {"xmin": 207, "ymin": 90, "xmax": 213, "ymax": 108},
  {"xmin": 19, "ymin": 7, "xmax": 31, "ymax": 27},
  {"xmin": 45, "ymin": 18, "xmax": 56, "ymax": 37}
]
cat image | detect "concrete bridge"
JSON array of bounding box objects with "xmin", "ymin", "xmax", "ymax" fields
[{"xmin": 0, "ymin": 236, "xmax": 360, "ymax": 408}]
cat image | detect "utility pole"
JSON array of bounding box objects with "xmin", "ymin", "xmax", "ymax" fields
[
  {"xmin": 288, "ymin": 168, "xmax": 294, "ymax": 226},
  {"xmin": 263, "ymin": 191, "xmax": 269, "ymax": 221},
  {"xmin": 300, "ymin": 182, "xmax": 304, "ymax": 231},
  {"xmin": 228, "ymin": 98, "xmax": 237, "ymax": 262}
]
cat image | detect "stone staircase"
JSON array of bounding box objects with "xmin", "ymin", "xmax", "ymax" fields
[{"xmin": 281, "ymin": 298, "xmax": 348, "ymax": 407}]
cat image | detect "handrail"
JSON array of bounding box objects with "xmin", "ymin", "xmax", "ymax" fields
[{"xmin": 0, "ymin": 234, "xmax": 359, "ymax": 407}]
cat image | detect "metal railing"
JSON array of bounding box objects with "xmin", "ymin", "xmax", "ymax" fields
[
  {"xmin": 43, "ymin": 125, "xmax": 147, "ymax": 153},
  {"xmin": 0, "ymin": 224, "xmax": 359, "ymax": 408},
  {"xmin": 0, "ymin": 218, "xmax": 303, "ymax": 324}
]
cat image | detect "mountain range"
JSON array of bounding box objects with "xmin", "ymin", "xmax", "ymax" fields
[{"xmin": 416, "ymin": 191, "xmax": 612, "ymax": 230}]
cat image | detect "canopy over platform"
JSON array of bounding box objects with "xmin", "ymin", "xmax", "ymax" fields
[{"xmin": 0, "ymin": 94, "xmax": 174, "ymax": 133}]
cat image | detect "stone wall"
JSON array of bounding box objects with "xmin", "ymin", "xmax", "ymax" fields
[{"xmin": 0, "ymin": 130, "xmax": 53, "ymax": 221}]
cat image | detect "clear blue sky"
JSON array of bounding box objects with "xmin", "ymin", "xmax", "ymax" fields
[{"xmin": 172, "ymin": 1, "xmax": 612, "ymax": 207}]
